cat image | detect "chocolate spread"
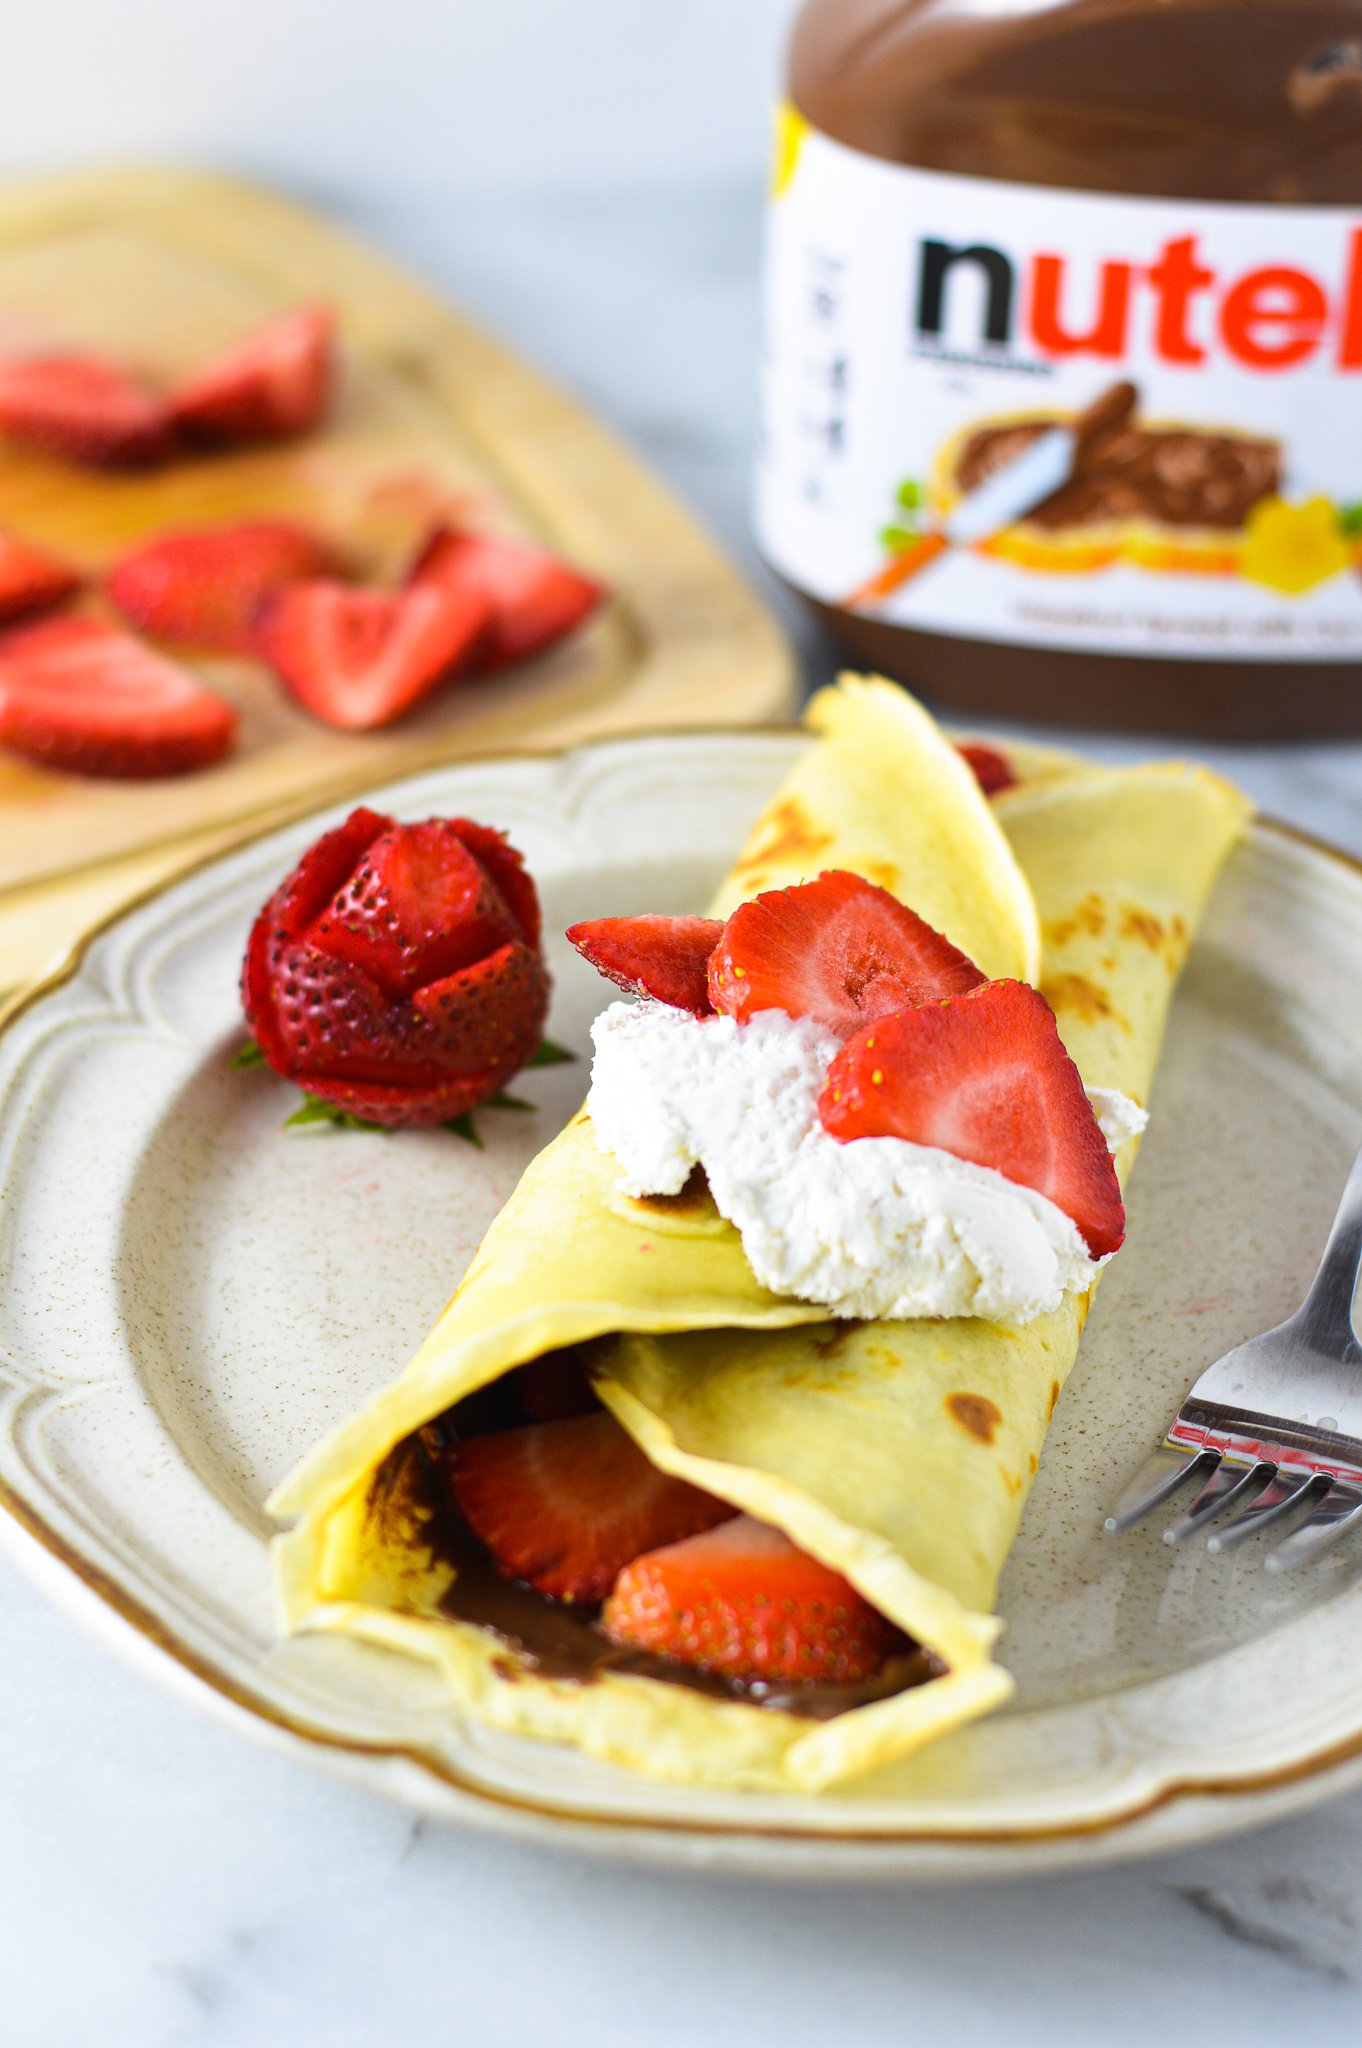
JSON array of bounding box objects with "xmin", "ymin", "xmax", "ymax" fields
[
  {"xmin": 955, "ymin": 419, "xmax": 1282, "ymax": 531},
  {"xmin": 373, "ymin": 1413, "xmax": 944, "ymax": 1723},
  {"xmin": 759, "ymin": 0, "xmax": 1362, "ymax": 735}
]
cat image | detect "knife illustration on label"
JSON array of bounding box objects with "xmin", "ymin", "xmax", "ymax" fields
[{"xmin": 845, "ymin": 380, "xmax": 1140, "ymax": 609}]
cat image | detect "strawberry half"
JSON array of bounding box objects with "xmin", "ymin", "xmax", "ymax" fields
[
  {"xmin": 255, "ymin": 578, "xmax": 490, "ymax": 730},
  {"xmin": 708, "ymin": 870, "xmax": 984, "ymax": 1038},
  {"xmin": 107, "ymin": 520, "xmax": 337, "ymax": 654},
  {"xmin": 169, "ymin": 304, "xmax": 335, "ymax": 445},
  {"xmin": 0, "ymin": 531, "xmax": 80, "ymax": 621},
  {"xmin": 566, "ymin": 914, "xmax": 723, "ymax": 1013},
  {"xmin": 602, "ymin": 1515, "xmax": 902, "ymax": 1687},
  {"xmin": 0, "ymin": 353, "xmax": 169, "ymax": 467},
  {"xmin": 0, "ymin": 616, "xmax": 236, "ymax": 778},
  {"xmin": 819, "ymin": 979, "xmax": 1125, "ymax": 1257},
  {"xmin": 957, "ymin": 742, "xmax": 1018, "ymax": 798},
  {"xmin": 448, "ymin": 1409, "xmax": 735, "ymax": 1603},
  {"xmin": 409, "ymin": 526, "xmax": 604, "ymax": 671}
]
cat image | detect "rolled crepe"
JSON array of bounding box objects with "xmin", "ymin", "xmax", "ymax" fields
[{"xmin": 271, "ymin": 677, "xmax": 1249, "ymax": 1792}]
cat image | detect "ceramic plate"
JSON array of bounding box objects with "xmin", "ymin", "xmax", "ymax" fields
[{"xmin": 3, "ymin": 730, "xmax": 1362, "ymax": 1880}]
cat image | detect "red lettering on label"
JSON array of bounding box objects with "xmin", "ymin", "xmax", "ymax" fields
[
  {"xmin": 1145, "ymin": 235, "xmax": 1214, "ymax": 364},
  {"xmin": 1220, "ymin": 266, "xmax": 1326, "ymax": 369},
  {"xmin": 1341, "ymin": 228, "xmax": 1362, "ymax": 370},
  {"xmin": 1029, "ymin": 254, "xmax": 1133, "ymax": 357}
]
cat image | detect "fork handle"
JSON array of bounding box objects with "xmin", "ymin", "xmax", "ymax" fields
[{"xmin": 1294, "ymin": 1142, "xmax": 1362, "ymax": 1356}]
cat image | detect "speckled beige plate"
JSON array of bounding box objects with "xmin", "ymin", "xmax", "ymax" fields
[{"xmin": 2, "ymin": 729, "xmax": 1362, "ymax": 1878}]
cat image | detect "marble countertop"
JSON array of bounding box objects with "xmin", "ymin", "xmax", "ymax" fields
[{"xmin": 5, "ymin": 184, "xmax": 1362, "ymax": 2047}]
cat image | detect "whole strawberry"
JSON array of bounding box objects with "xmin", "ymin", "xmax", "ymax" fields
[{"xmin": 241, "ymin": 806, "xmax": 550, "ymax": 1127}]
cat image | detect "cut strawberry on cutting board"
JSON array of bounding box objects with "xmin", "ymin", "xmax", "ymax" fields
[
  {"xmin": 169, "ymin": 304, "xmax": 335, "ymax": 445},
  {"xmin": 0, "ymin": 531, "xmax": 80, "ymax": 621},
  {"xmin": 107, "ymin": 520, "xmax": 337, "ymax": 654},
  {"xmin": 410, "ymin": 526, "xmax": 604, "ymax": 670},
  {"xmin": 0, "ymin": 353, "xmax": 170, "ymax": 467},
  {"xmin": 254, "ymin": 578, "xmax": 490, "ymax": 730},
  {"xmin": 0, "ymin": 616, "xmax": 236, "ymax": 778}
]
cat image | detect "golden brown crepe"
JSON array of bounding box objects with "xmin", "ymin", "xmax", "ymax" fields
[{"xmin": 270, "ymin": 677, "xmax": 1249, "ymax": 1790}]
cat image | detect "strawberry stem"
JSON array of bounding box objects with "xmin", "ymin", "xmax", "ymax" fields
[{"xmin": 229, "ymin": 1037, "xmax": 267, "ymax": 1070}]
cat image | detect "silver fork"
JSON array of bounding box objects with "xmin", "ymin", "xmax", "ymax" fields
[{"xmin": 1105, "ymin": 1142, "xmax": 1362, "ymax": 1570}]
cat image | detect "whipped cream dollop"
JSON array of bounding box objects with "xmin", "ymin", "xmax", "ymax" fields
[{"xmin": 585, "ymin": 1000, "xmax": 1147, "ymax": 1325}]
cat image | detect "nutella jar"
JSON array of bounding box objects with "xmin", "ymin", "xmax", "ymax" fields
[{"xmin": 755, "ymin": 0, "xmax": 1362, "ymax": 733}]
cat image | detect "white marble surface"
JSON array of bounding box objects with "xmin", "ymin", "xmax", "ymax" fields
[{"xmin": 5, "ymin": 184, "xmax": 1362, "ymax": 2045}]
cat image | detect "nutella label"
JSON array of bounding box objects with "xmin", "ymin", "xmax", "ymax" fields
[{"xmin": 756, "ymin": 110, "xmax": 1362, "ymax": 663}]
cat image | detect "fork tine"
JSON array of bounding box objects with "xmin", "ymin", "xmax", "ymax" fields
[
  {"xmin": 1205, "ymin": 1471, "xmax": 1331, "ymax": 1554},
  {"xmin": 1264, "ymin": 1484, "xmax": 1362, "ymax": 1572},
  {"xmin": 1104, "ymin": 1445, "xmax": 1216, "ymax": 1534},
  {"xmin": 1162, "ymin": 1460, "xmax": 1276, "ymax": 1545}
]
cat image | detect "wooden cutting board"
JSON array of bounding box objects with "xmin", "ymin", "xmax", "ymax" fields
[{"xmin": 0, "ymin": 165, "xmax": 794, "ymax": 990}]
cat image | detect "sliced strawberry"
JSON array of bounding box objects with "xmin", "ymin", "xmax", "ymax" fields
[
  {"xmin": 602, "ymin": 1515, "xmax": 902, "ymax": 1687},
  {"xmin": 107, "ymin": 520, "xmax": 337, "ymax": 653},
  {"xmin": 448, "ymin": 1409, "xmax": 735, "ymax": 1603},
  {"xmin": 566, "ymin": 914, "xmax": 723, "ymax": 1013},
  {"xmin": 819, "ymin": 980, "xmax": 1125, "ymax": 1256},
  {"xmin": 0, "ymin": 353, "xmax": 169, "ymax": 467},
  {"xmin": 957, "ymin": 742, "xmax": 1018, "ymax": 798},
  {"xmin": 0, "ymin": 531, "xmax": 80, "ymax": 621},
  {"xmin": 310, "ymin": 816, "xmax": 534, "ymax": 998},
  {"xmin": 241, "ymin": 805, "xmax": 389, "ymax": 1067},
  {"xmin": 0, "ymin": 616, "xmax": 236, "ymax": 778},
  {"xmin": 169, "ymin": 304, "xmax": 334, "ymax": 445},
  {"xmin": 255, "ymin": 578, "xmax": 490, "ymax": 730},
  {"xmin": 708, "ymin": 870, "xmax": 984, "ymax": 1038},
  {"xmin": 409, "ymin": 526, "xmax": 604, "ymax": 671},
  {"xmin": 451, "ymin": 817, "xmax": 542, "ymax": 951}
]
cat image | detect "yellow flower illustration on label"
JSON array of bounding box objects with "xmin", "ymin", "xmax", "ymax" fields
[
  {"xmin": 1242, "ymin": 495, "xmax": 1349, "ymax": 596},
  {"xmin": 771, "ymin": 102, "xmax": 810, "ymax": 198}
]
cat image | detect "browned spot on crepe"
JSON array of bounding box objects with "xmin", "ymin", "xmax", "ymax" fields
[
  {"xmin": 1120, "ymin": 906, "xmax": 1165, "ymax": 950},
  {"xmin": 1045, "ymin": 893, "xmax": 1108, "ymax": 948},
  {"xmin": 815, "ymin": 1324, "xmax": 863, "ymax": 1360},
  {"xmin": 1042, "ymin": 972, "xmax": 1129, "ymax": 1032},
  {"xmin": 864, "ymin": 860, "xmax": 900, "ymax": 893},
  {"xmin": 1048, "ymin": 1378, "xmax": 1061, "ymax": 1417},
  {"xmin": 946, "ymin": 1392, "xmax": 1002, "ymax": 1444},
  {"xmin": 733, "ymin": 798, "xmax": 833, "ymax": 878}
]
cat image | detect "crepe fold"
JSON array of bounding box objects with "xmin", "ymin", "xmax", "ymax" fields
[{"xmin": 271, "ymin": 677, "xmax": 1249, "ymax": 1791}]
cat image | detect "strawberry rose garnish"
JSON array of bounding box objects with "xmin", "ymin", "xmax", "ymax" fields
[{"xmin": 241, "ymin": 805, "xmax": 551, "ymax": 1128}]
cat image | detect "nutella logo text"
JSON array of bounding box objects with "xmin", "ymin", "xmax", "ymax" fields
[{"xmin": 914, "ymin": 230, "xmax": 1362, "ymax": 371}]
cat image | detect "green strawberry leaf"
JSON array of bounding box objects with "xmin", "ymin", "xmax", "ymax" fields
[
  {"xmin": 485, "ymin": 1091, "xmax": 534, "ymax": 1112},
  {"xmin": 284, "ymin": 1093, "xmax": 387, "ymax": 1134},
  {"xmin": 445, "ymin": 1112, "xmax": 485, "ymax": 1148},
  {"xmin": 1338, "ymin": 503, "xmax": 1362, "ymax": 538},
  {"xmin": 896, "ymin": 478, "xmax": 923, "ymax": 510},
  {"xmin": 879, "ymin": 524, "xmax": 919, "ymax": 553},
  {"xmin": 230, "ymin": 1037, "xmax": 267, "ymax": 1070},
  {"xmin": 528, "ymin": 1037, "xmax": 576, "ymax": 1068}
]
